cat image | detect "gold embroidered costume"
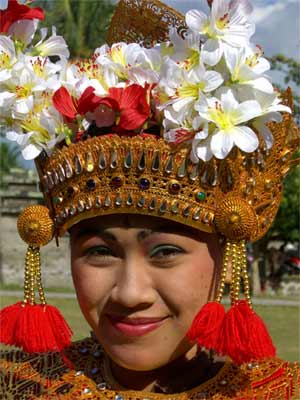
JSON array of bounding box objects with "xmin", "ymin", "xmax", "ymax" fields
[{"xmin": 1, "ymin": 337, "xmax": 299, "ymax": 399}]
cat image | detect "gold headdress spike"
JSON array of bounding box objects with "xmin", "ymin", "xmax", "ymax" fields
[{"xmin": 0, "ymin": 206, "xmax": 73, "ymax": 353}]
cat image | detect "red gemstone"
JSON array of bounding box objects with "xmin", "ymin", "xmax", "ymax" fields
[
  {"xmin": 111, "ymin": 176, "xmax": 123, "ymax": 188},
  {"xmin": 169, "ymin": 183, "xmax": 181, "ymax": 194}
]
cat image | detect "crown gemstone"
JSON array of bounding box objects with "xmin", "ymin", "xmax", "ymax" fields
[
  {"xmin": 149, "ymin": 199, "xmax": 156, "ymax": 210},
  {"xmin": 111, "ymin": 176, "xmax": 123, "ymax": 188},
  {"xmin": 110, "ymin": 150, "xmax": 118, "ymax": 169},
  {"xmin": 86, "ymin": 179, "xmax": 96, "ymax": 191},
  {"xmin": 104, "ymin": 195, "xmax": 111, "ymax": 207},
  {"xmin": 177, "ymin": 158, "xmax": 187, "ymax": 178},
  {"xmin": 52, "ymin": 170, "xmax": 59, "ymax": 185},
  {"xmin": 196, "ymin": 191, "xmax": 206, "ymax": 201},
  {"xmin": 86, "ymin": 152, "xmax": 94, "ymax": 172},
  {"xmin": 152, "ymin": 151, "xmax": 160, "ymax": 171},
  {"xmin": 137, "ymin": 197, "xmax": 145, "ymax": 207},
  {"xmin": 58, "ymin": 164, "xmax": 65, "ymax": 182},
  {"xmin": 165, "ymin": 155, "xmax": 173, "ymax": 174},
  {"xmin": 46, "ymin": 172, "xmax": 54, "ymax": 189},
  {"xmin": 64, "ymin": 160, "xmax": 73, "ymax": 178},
  {"xmin": 95, "ymin": 196, "xmax": 102, "ymax": 208},
  {"xmin": 115, "ymin": 196, "xmax": 122, "ymax": 206},
  {"xmin": 99, "ymin": 151, "xmax": 107, "ymax": 170},
  {"xmin": 78, "ymin": 200, "xmax": 85, "ymax": 212},
  {"xmin": 139, "ymin": 178, "xmax": 150, "ymax": 190},
  {"xmin": 190, "ymin": 163, "xmax": 199, "ymax": 181},
  {"xmin": 69, "ymin": 206, "xmax": 77, "ymax": 216},
  {"xmin": 138, "ymin": 150, "xmax": 146, "ymax": 171},
  {"xmin": 169, "ymin": 181, "xmax": 181, "ymax": 194},
  {"xmin": 126, "ymin": 194, "xmax": 134, "ymax": 206},
  {"xmin": 159, "ymin": 201, "xmax": 167, "ymax": 214},
  {"xmin": 86, "ymin": 197, "xmax": 92, "ymax": 210},
  {"xmin": 171, "ymin": 202, "xmax": 179, "ymax": 214},
  {"xmin": 125, "ymin": 149, "xmax": 132, "ymax": 169},
  {"xmin": 74, "ymin": 155, "xmax": 83, "ymax": 174},
  {"xmin": 193, "ymin": 208, "xmax": 201, "ymax": 221},
  {"xmin": 183, "ymin": 206, "xmax": 190, "ymax": 217},
  {"xmin": 53, "ymin": 195, "xmax": 63, "ymax": 205}
]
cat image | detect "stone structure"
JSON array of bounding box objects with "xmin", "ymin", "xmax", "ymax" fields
[{"xmin": 1, "ymin": 169, "xmax": 72, "ymax": 288}]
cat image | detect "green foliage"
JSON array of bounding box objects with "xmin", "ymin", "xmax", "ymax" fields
[
  {"xmin": 35, "ymin": 0, "xmax": 115, "ymax": 58},
  {"xmin": 267, "ymin": 163, "xmax": 300, "ymax": 243},
  {"xmin": 265, "ymin": 55, "xmax": 300, "ymax": 245},
  {"xmin": 270, "ymin": 54, "xmax": 300, "ymax": 120},
  {"xmin": 0, "ymin": 142, "xmax": 21, "ymax": 186}
]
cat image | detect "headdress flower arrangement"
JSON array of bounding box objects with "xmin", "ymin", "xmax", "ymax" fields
[
  {"xmin": 1, "ymin": 0, "xmax": 290, "ymax": 161},
  {"xmin": 0, "ymin": 0, "xmax": 296, "ymax": 365}
]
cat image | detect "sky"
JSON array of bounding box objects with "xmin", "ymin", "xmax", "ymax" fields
[{"xmin": 164, "ymin": 0, "xmax": 300, "ymax": 59}]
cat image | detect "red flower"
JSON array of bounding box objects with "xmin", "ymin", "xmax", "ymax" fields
[
  {"xmin": 0, "ymin": 0, "xmax": 44, "ymax": 33},
  {"xmin": 100, "ymin": 84, "xmax": 150, "ymax": 131},
  {"xmin": 52, "ymin": 86, "xmax": 102, "ymax": 121}
]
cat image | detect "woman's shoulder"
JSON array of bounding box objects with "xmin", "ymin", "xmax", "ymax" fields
[{"xmin": 0, "ymin": 339, "xmax": 299, "ymax": 399}]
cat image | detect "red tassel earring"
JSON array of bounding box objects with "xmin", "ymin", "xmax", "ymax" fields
[
  {"xmin": 218, "ymin": 240, "xmax": 275, "ymax": 364},
  {"xmin": 0, "ymin": 205, "xmax": 73, "ymax": 353}
]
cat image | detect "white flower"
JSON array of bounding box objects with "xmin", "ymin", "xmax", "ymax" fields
[
  {"xmin": 7, "ymin": 106, "xmax": 66, "ymax": 160},
  {"xmin": 168, "ymin": 27, "xmax": 202, "ymax": 69},
  {"xmin": 0, "ymin": 91, "xmax": 16, "ymax": 119},
  {"xmin": 0, "ymin": 36, "xmax": 17, "ymax": 82},
  {"xmin": 186, "ymin": 0, "xmax": 254, "ymax": 66},
  {"xmin": 252, "ymin": 91, "xmax": 291, "ymax": 149},
  {"xmin": 8, "ymin": 19, "xmax": 38, "ymax": 46},
  {"xmin": 194, "ymin": 89, "xmax": 262, "ymax": 160},
  {"xmin": 159, "ymin": 59, "xmax": 223, "ymax": 114},
  {"xmin": 225, "ymin": 46, "xmax": 273, "ymax": 94},
  {"xmin": 34, "ymin": 27, "xmax": 70, "ymax": 59},
  {"xmin": 96, "ymin": 42, "xmax": 141, "ymax": 80}
]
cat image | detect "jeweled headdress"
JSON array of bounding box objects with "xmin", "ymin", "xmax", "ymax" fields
[{"xmin": 0, "ymin": 0, "xmax": 299, "ymax": 364}]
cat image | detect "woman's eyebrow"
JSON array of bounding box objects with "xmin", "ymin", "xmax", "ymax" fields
[{"xmin": 73, "ymin": 227, "xmax": 116, "ymax": 242}]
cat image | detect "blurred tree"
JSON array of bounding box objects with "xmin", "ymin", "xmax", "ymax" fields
[
  {"xmin": 0, "ymin": 142, "xmax": 21, "ymax": 186},
  {"xmin": 35, "ymin": 0, "xmax": 115, "ymax": 58},
  {"xmin": 270, "ymin": 54, "xmax": 300, "ymax": 122}
]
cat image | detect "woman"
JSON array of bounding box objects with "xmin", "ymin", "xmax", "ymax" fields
[{"xmin": 0, "ymin": 0, "xmax": 299, "ymax": 398}]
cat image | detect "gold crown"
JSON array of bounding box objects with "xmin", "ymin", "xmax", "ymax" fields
[{"xmin": 35, "ymin": 89, "xmax": 298, "ymax": 240}]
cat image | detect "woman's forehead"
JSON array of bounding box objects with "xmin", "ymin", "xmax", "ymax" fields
[{"xmin": 69, "ymin": 214, "xmax": 217, "ymax": 244}]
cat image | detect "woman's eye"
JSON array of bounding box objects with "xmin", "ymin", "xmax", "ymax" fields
[
  {"xmin": 85, "ymin": 246, "xmax": 114, "ymax": 257},
  {"xmin": 149, "ymin": 244, "xmax": 184, "ymax": 259}
]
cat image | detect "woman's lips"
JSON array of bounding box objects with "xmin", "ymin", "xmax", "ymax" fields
[{"xmin": 106, "ymin": 315, "xmax": 168, "ymax": 337}]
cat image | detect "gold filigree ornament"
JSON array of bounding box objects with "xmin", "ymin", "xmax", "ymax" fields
[
  {"xmin": 214, "ymin": 197, "xmax": 258, "ymax": 241},
  {"xmin": 17, "ymin": 205, "xmax": 54, "ymax": 247}
]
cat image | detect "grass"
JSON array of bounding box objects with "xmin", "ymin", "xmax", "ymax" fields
[{"xmin": 0, "ymin": 296, "xmax": 299, "ymax": 362}]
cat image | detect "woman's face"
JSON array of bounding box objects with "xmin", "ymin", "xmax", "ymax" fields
[{"xmin": 70, "ymin": 215, "xmax": 222, "ymax": 371}]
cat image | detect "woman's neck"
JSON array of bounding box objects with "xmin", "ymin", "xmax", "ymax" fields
[{"xmin": 108, "ymin": 346, "xmax": 225, "ymax": 393}]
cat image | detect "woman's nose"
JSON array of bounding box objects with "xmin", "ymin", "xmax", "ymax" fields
[{"xmin": 110, "ymin": 255, "xmax": 157, "ymax": 309}]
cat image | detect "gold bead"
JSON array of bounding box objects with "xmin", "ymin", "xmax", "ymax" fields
[{"xmin": 18, "ymin": 205, "xmax": 54, "ymax": 247}]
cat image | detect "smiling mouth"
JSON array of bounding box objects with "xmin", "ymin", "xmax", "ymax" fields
[{"xmin": 106, "ymin": 315, "xmax": 169, "ymax": 337}]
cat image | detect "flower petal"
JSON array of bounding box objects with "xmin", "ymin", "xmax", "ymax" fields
[
  {"xmin": 52, "ymin": 86, "xmax": 76, "ymax": 119},
  {"xmin": 231, "ymin": 126, "xmax": 259, "ymax": 152},
  {"xmin": 201, "ymin": 39, "xmax": 223, "ymax": 66},
  {"xmin": 234, "ymin": 100, "xmax": 262, "ymax": 124},
  {"xmin": 211, "ymin": 129, "xmax": 234, "ymax": 159},
  {"xmin": 253, "ymin": 120, "xmax": 273, "ymax": 149},
  {"xmin": 186, "ymin": 9, "xmax": 208, "ymax": 33}
]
